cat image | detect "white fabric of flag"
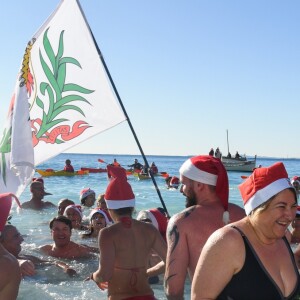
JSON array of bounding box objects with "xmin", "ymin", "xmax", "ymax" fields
[
  {"xmin": 30, "ymin": 0, "xmax": 126, "ymax": 165},
  {"xmin": 0, "ymin": 0, "xmax": 126, "ymax": 195}
]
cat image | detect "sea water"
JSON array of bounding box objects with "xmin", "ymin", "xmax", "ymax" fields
[{"xmin": 12, "ymin": 153, "xmax": 300, "ymax": 300}]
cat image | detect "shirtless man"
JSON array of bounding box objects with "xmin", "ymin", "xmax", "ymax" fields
[
  {"xmin": 164, "ymin": 155, "xmax": 245, "ymax": 299},
  {"xmin": 40, "ymin": 216, "xmax": 95, "ymax": 259},
  {"xmin": 22, "ymin": 181, "xmax": 56, "ymax": 210},
  {"xmin": 0, "ymin": 193, "xmax": 22, "ymax": 300},
  {"xmin": 1, "ymin": 224, "xmax": 76, "ymax": 276},
  {"xmin": 90, "ymin": 165, "xmax": 166, "ymax": 299}
]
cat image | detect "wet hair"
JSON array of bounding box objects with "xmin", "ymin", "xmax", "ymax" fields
[{"xmin": 49, "ymin": 216, "xmax": 72, "ymax": 230}]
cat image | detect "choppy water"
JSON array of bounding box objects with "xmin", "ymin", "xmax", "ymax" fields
[{"xmin": 11, "ymin": 153, "xmax": 300, "ymax": 299}]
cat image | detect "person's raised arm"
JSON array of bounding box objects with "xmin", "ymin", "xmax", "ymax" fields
[
  {"xmin": 147, "ymin": 228, "xmax": 167, "ymax": 277},
  {"xmin": 191, "ymin": 227, "xmax": 243, "ymax": 300}
]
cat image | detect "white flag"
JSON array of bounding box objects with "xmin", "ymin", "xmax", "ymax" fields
[
  {"xmin": 0, "ymin": 78, "xmax": 35, "ymax": 196},
  {"xmin": 0, "ymin": 0, "xmax": 127, "ymax": 195}
]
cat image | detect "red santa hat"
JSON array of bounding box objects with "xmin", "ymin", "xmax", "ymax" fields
[
  {"xmin": 89, "ymin": 208, "xmax": 112, "ymax": 225},
  {"xmin": 105, "ymin": 165, "xmax": 135, "ymax": 209},
  {"xmin": 107, "ymin": 165, "xmax": 127, "ymax": 180},
  {"xmin": 63, "ymin": 204, "xmax": 83, "ymax": 219},
  {"xmin": 179, "ymin": 155, "xmax": 229, "ymax": 224},
  {"xmin": 137, "ymin": 208, "xmax": 168, "ymax": 240},
  {"xmin": 0, "ymin": 193, "xmax": 21, "ymax": 235},
  {"xmin": 170, "ymin": 176, "xmax": 180, "ymax": 188},
  {"xmin": 79, "ymin": 188, "xmax": 95, "ymax": 202},
  {"xmin": 239, "ymin": 162, "xmax": 294, "ymax": 215}
]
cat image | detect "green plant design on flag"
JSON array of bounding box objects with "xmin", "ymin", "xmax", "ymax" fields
[
  {"xmin": 34, "ymin": 27, "xmax": 94, "ymax": 143},
  {"xmin": 0, "ymin": 127, "xmax": 12, "ymax": 185}
]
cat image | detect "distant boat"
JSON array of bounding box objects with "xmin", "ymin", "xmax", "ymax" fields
[
  {"xmin": 221, "ymin": 130, "xmax": 256, "ymax": 172},
  {"xmin": 221, "ymin": 156, "xmax": 257, "ymax": 172}
]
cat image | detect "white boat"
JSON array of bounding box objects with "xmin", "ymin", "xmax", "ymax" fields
[
  {"xmin": 221, "ymin": 156, "xmax": 256, "ymax": 172},
  {"xmin": 221, "ymin": 130, "xmax": 256, "ymax": 172}
]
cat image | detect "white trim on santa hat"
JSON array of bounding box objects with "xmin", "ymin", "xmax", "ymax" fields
[
  {"xmin": 179, "ymin": 159, "xmax": 217, "ymax": 185},
  {"xmin": 89, "ymin": 209, "xmax": 112, "ymax": 225},
  {"xmin": 105, "ymin": 198, "xmax": 135, "ymax": 209},
  {"xmin": 244, "ymin": 178, "xmax": 292, "ymax": 215},
  {"xmin": 79, "ymin": 188, "xmax": 95, "ymax": 202}
]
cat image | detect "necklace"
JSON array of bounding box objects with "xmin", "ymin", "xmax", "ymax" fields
[{"xmin": 247, "ymin": 219, "xmax": 277, "ymax": 246}]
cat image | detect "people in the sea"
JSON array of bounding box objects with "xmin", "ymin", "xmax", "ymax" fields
[
  {"xmin": 22, "ymin": 181, "xmax": 56, "ymax": 210},
  {"xmin": 89, "ymin": 165, "xmax": 166, "ymax": 298},
  {"xmin": 40, "ymin": 216, "xmax": 95, "ymax": 259},
  {"xmin": 79, "ymin": 188, "xmax": 96, "ymax": 208},
  {"xmin": 227, "ymin": 152, "xmax": 232, "ymax": 158},
  {"xmin": 112, "ymin": 158, "xmax": 121, "ymax": 167},
  {"xmin": 81, "ymin": 209, "xmax": 112, "ymax": 239},
  {"xmin": 149, "ymin": 162, "xmax": 158, "ymax": 175},
  {"xmin": 291, "ymin": 176, "xmax": 300, "ymax": 199},
  {"xmin": 137, "ymin": 208, "xmax": 168, "ymax": 285},
  {"xmin": 63, "ymin": 205, "xmax": 88, "ymax": 230},
  {"xmin": 165, "ymin": 176, "xmax": 172, "ymax": 189},
  {"xmin": 191, "ymin": 162, "xmax": 300, "ymax": 299},
  {"xmin": 141, "ymin": 164, "xmax": 150, "ymax": 176},
  {"xmin": 0, "ymin": 224, "xmax": 77, "ymax": 277},
  {"xmin": 169, "ymin": 176, "xmax": 180, "ymax": 189},
  {"xmin": 164, "ymin": 155, "xmax": 245, "ymax": 299},
  {"xmin": 96, "ymin": 194, "xmax": 113, "ymax": 222},
  {"xmin": 0, "ymin": 193, "xmax": 21, "ymax": 300},
  {"xmin": 63, "ymin": 159, "xmax": 74, "ymax": 173},
  {"xmin": 290, "ymin": 206, "xmax": 300, "ymax": 244},
  {"xmin": 127, "ymin": 158, "xmax": 143, "ymax": 171},
  {"xmin": 57, "ymin": 198, "xmax": 75, "ymax": 216}
]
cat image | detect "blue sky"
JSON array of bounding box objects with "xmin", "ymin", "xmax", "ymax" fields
[{"xmin": 0, "ymin": 0, "xmax": 299, "ymax": 158}]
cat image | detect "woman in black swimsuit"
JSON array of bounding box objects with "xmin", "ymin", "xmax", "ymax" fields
[{"xmin": 191, "ymin": 162, "xmax": 300, "ymax": 300}]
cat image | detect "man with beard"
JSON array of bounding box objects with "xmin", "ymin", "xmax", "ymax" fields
[{"xmin": 164, "ymin": 155, "xmax": 245, "ymax": 299}]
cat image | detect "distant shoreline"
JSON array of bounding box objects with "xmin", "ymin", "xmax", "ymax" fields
[{"xmin": 64, "ymin": 152, "xmax": 300, "ymax": 160}]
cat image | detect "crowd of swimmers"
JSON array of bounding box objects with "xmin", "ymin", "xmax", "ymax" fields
[{"xmin": 1, "ymin": 156, "xmax": 300, "ymax": 299}]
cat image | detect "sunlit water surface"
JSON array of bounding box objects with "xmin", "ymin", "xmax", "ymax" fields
[{"xmin": 12, "ymin": 154, "xmax": 300, "ymax": 299}]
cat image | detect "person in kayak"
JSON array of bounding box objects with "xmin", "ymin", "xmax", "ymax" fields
[{"xmin": 63, "ymin": 159, "xmax": 74, "ymax": 173}]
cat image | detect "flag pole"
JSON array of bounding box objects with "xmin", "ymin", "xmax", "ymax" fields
[{"xmin": 86, "ymin": 30, "xmax": 170, "ymax": 218}]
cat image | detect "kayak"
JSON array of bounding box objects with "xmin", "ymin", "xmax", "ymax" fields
[
  {"xmin": 36, "ymin": 169, "xmax": 89, "ymax": 177},
  {"xmin": 138, "ymin": 173, "xmax": 151, "ymax": 180},
  {"xmin": 80, "ymin": 167, "xmax": 107, "ymax": 173}
]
